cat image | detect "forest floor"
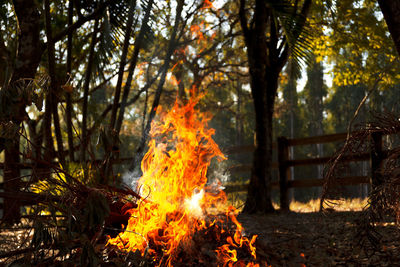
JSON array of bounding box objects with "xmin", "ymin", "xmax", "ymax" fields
[
  {"xmin": 238, "ymin": 211, "xmax": 400, "ymax": 266},
  {"xmin": 1, "ymin": 199, "xmax": 400, "ymax": 266}
]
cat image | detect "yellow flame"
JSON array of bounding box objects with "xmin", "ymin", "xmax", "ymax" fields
[
  {"xmin": 107, "ymin": 94, "xmax": 260, "ymax": 266},
  {"xmin": 184, "ymin": 189, "xmax": 204, "ymax": 218}
]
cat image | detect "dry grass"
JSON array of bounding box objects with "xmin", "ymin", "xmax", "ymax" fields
[
  {"xmin": 286, "ymin": 198, "xmax": 369, "ymax": 212},
  {"xmin": 226, "ymin": 192, "xmax": 368, "ymax": 213}
]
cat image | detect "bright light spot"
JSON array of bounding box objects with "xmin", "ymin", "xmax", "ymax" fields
[{"xmin": 184, "ymin": 189, "xmax": 204, "ymax": 218}]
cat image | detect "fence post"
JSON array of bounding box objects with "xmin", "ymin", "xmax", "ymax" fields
[
  {"xmin": 370, "ymin": 131, "xmax": 383, "ymax": 189},
  {"xmin": 278, "ymin": 136, "xmax": 289, "ymax": 211}
]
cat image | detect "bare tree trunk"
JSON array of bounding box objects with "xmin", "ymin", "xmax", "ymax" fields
[
  {"xmin": 0, "ymin": 33, "xmax": 11, "ymax": 88},
  {"xmin": 66, "ymin": 0, "xmax": 75, "ymax": 162},
  {"xmin": 240, "ymin": 0, "xmax": 279, "ymax": 213},
  {"xmin": 2, "ymin": 0, "xmax": 43, "ymax": 223},
  {"xmin": 378, "ymin": 0, "xmax": 400, "ymax": 56},
  {"xmin": 10, "ymin": 0, "xmax": 43, "ymax": 84},
  {"xmin": 103, "ymin": 0, "xmax": 137, "ymax": 181},
  {"xmin": 243, "ymin": 70, "xmax": 277, "ymax": 213},
  {"xmin": 44, "ymin": 0, "xmax": 65, "ymax": 167},
  {"xmin": 3, "ymin": 139, "xmax": 21, "ymax": 223},
  {"xmin": 115, "ymin": 0, "xmax": 154, "ymax": 137},
  {"xmin": 27, "ymin": 119, "xmax": 47, "ymax": 183},
  {"xmin": 80, "ymin": 19, "xmax": 100, "ymax": 166},
  {"xmin": 239, "ymin": 0, "xmax": 311, "ymax": 213},
  {"xmin": 235, "ymin": 81, "xmax": 244, "ymax": 162},
  {"xmin": 109, "ymin": 0, "xmax": 137, "ymax": 133},
  {"xmin": 44, "ymin": 92, "xmax": 55, "ymax": 165},
  {"xmin": 129, "ymin": 0, "xmax": 185, "ymax": 173}
]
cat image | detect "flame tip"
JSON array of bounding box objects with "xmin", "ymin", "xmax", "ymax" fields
[{"xmin": 108, "ymin": 93, "xmax": 259, "ymax": 265}]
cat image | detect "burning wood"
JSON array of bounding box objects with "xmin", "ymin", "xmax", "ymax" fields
[
  {"xmin": 0, "ymin": 94, "xmax": 267, "ymax": 266},
  {"xmin": 107, "ymin": 94, "xmax": 265, "ymax": 266}
]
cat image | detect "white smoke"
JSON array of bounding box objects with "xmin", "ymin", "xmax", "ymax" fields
[
  {"xmin": 122, "ymin": 170, "xmax": 141, "ymax": 191},
  {"xmin": 209, "ymin": 160, "xmax": 230, "ymax": 184}
]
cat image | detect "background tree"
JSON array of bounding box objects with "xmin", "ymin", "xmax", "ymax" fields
[
  {"xmin": 377, "ymin": 0, "xmax": 400, "ymax": 56},
  {"xmin": 239, "ymin": 0, "xmax": 312, "ymax": 213}
]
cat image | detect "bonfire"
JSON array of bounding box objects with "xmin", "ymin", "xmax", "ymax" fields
[{"xmin": 107, "ymin": 94, "xmax": 263, "ymax": 266}]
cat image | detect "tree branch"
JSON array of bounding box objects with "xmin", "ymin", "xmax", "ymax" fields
[
  {"xmin": 52, "ymin": 0, "xmax": 115, "ymax": 44},
  {"xmin": 239, "ymin": 0, "xmax": 250, "ymax": 40}
]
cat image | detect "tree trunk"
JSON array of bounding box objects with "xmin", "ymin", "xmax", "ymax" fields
[
  {"xmin": 115, "ymin": 0, "xmax": 154, "ymax": 137},
  {"xmin": 2, "ymin": 0, "xmax": 43, "ymax": 223},
  {"xmin": 235, "ymin": 81, "xmax": 243, "ymax": 162},
  {"xmin": 239, "ymin": 0, "xmax": 311, "ymax": 213},
  {"xmin": 44, "ymin": 93, "xmax": 55, "ymax": 166},
  {"xmin": 10, "ymin": 0, "xmax": 43, "ymax": 84},
  {"xmin": 80, "ymin": 19, "xmax": 100, "ymax": 165},
  {"xmin": 44, "ymin": 0, "xmax": 65, "ymax": 167},
  {"xmin": 378, "ymin": 0, "xmax": 400, "ymax": 56},
  {"xmin": 103, "ymin": 0, "xmax": 137, "ymax": 180},
  {"xmin": 240, "ymin": 0, "xmax": 277, "ymax": 214},
  {"xmin": 66, "ymin": 0, "xmax": 75, "ymax": 162},
  {"xmin": 3, "ymin": 139, "xmax": 21, "ymax": 223},
  {"xmin": 109, "ymin": 0, "xmax": 137, "ymax": 134},
  {"xmin": 242, "ymin": 69, "xmax": 277, "ymax": 213}
]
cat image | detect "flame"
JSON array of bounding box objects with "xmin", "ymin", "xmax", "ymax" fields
[
  {"xmin": 202, "ymin": 0, "xmax": 214, "ymax": 9},
  {"xmin": 190, "ymin": 24, "xmax": 205, "ymax": 43},
  {"xmin": 169, "ymin": 74, "xmax": 181, "ymax": 86},
  {"xmin": 107, "ymin": 94, "xmax": 261, "ymax": 266},
  {"xmin": 184, "ymin": 188, "xmax": 204, "ymax": 218}
]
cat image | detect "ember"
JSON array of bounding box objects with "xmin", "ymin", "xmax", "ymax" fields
[{"xmin": 107, "ymin": 94, "xmax": 264, "ymax": 266}]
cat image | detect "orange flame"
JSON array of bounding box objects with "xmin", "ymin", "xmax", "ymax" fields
[
  {"xmin": 107, "ymin": 94, "xmax": 260, "ymax": 266},
  {"xmin": 202, "ymin": 0, "xmax": 214, "ymax": 9},
  {"xmin": 169, "ymin": 74, "xmax": 181, "ymax": 86}
]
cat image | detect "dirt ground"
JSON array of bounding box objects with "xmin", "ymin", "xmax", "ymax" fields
[
  {"xmin": 1, "ymin": 211, "xmax": 400, "ymax": 266},
  {"xmin": 238, "ymin": 211, "xmax": 400, "ymax": 266}
]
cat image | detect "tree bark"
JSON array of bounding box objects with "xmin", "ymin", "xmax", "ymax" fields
[
  {"xmin": 44, "ymin": 0, "xmax": 65, "ymax": 167},
  {"xmin": 378, "ymin": 0, "xmax": 400, "ymax": 56},
  {"xmin": 3, "ymin": 139, "xmax": 21, "ymax": 223},
  {"xmin": 66, "ymin": 0, "xmax": 75, "ymax": 162},
  {"xmin": 240, "ymin": 0, "xmax": 277, "ymax": 213},
  {"xmin": 239, "ymin": 0, "xmax": 311, "ymax": 213},
  {"xmin": 2, "ymin": 0, "xmax": 43, "ymax": 223},
  {"xmin": 10, "ymin": 0, "xmax": 43, "ymax": 84}
]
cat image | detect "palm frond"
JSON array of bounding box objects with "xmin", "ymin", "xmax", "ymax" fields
[
  {"xmin": 138, "ymin": 0, "xmax": 156, "ymax": 49},
  {"xmin": 93, "ymin": 0, "xmax": 156, "ymax": 73},
  {"xmin": 266, "ymin": 0, "xmax": 321, "ymax": 69},
  {"xmin": 276, "ymin": 3, "xmax": 313, "ymax": 67}
]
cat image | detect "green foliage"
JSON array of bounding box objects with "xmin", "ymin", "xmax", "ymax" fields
[{"xmin": 314, "ymin": 0, "xmax": 400, "ymax": 88}]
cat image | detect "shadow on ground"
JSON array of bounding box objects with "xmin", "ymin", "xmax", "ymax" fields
[{"xmin": 238, "ymin": 211, "xmax": 400, "ymax": 266}]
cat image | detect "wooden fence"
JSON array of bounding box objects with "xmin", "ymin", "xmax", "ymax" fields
[
  {"xmin": 223, "ymin": 131, "xmax": 390, "ymax": 210},
  {"xmin": 0, "ymin": 130, "xmax": 394, "ymax": 219}
]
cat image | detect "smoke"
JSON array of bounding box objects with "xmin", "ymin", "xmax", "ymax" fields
[
  {"xmin": 208, "ymin": 160, "xmax": 230, "ymax": 184},
  {"xmin": 122, "ymin": 170, "xmax": 141, "ymax": 191}
]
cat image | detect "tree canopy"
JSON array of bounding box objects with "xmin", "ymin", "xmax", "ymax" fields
[{"xmin": 0, "ymin": 0, "xmax": 399, "ymax": 219}]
